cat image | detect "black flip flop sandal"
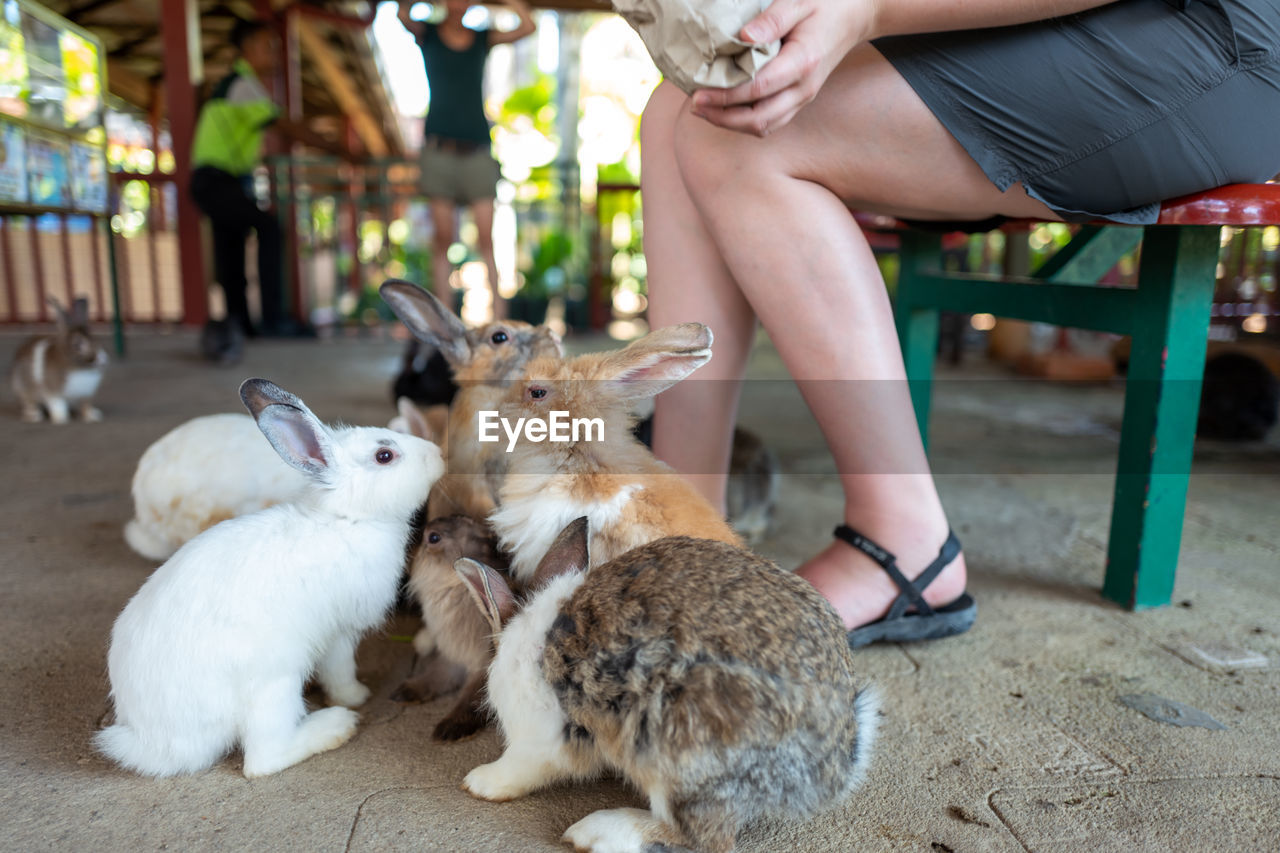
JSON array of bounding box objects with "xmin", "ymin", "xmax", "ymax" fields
[{"xmin": 836, "ymin": 524, "xmax": 977, "ymax": 648}]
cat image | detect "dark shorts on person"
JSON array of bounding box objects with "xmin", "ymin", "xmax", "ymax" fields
[
  {"xmin": 875, "ymin": 0, "xmax": 1280, "ymax": 223},
  {"xmin": 419, "ymin": 135, "xmax": 502, "ymax": 205}
]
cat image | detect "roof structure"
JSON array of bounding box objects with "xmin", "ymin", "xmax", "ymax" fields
[{"xmin": 46, "ymin": 0, "xmax": 614, "ymax": 159}]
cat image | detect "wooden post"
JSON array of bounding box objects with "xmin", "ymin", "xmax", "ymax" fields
[{"xmin": 160, "ymin": 0, "xmax": 207, "ymax": 325}]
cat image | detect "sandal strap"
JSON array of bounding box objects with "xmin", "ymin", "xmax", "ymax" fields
[{"xmin": 833, "ymin": 524, "xmax": 963, "ymax": 621}]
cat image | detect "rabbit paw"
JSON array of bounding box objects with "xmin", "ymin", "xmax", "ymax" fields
[
  {"xmin": 81, "ymin": 406, "xmax": 104, "ymax": 423},
  {"xmin": 305, "ymin": 706, "xmax": 360, "ymax": 753},
  {"xmin": 462, "ymin": 759, "xmax": 535, "ymax": 803},
  {"xmin": 562, "ymin": 808, "xmax": 667, "ymax": 853},
  {"xmin": 326, "ymin": 681, "xmax": 371, "ymax": 708},
  {"xmin": 412, "ymin": 625, "xmax": 436, "ymax": 657},
  {"xmin": 19, "ymin": 405, "xmax": 42, "ymax": 423}
]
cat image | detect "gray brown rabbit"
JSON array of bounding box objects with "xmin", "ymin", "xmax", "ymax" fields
[
  {"xmin": 393, "ymin": 514, "xmax": 515, "ymax": 741},
  {"xmin": 10, "ymin": 296, "xmax": 108, "ymax": 423},
  {"xmin": 457, "ymin": 517, "xmax": 878, "ymax": 853}
]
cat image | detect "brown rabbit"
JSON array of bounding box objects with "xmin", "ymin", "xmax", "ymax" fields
[
  {"xmin": 10, "ymin": 296, "xmax": 108, "ymax": 423},
  {"xmin": 456, "ymin": 517, "xmax": 879, "ymax": 853},
  {"xmin": 392, "ymin": 514, "xmax": 515, "ymax": 741},
  {"xmin": 379, "ymin": 280, "xmax": 562, "ymax": 520},
  {"xmin": 487, "ymin": 322, "xmax": 742, "ymax": 582}
]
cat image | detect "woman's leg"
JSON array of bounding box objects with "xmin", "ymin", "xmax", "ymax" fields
[
  {"xmin": 429, "ymin": 199, "xmax": 458, "ymax": 304},
  {"xmin": 469, "ymin": 198, "xmax": 505, "ymax": 320},
  {"xmin": 660, "ymin": 44, "xmax": 1059, "ymax": 630},
  {"xmin": 641, "ymin": 82, "xmax": 758, "ymax": 515}
]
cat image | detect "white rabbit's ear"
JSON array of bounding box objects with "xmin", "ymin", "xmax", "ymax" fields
[
  {"xmin": 391, "ymin": 396, "xmax": 436, "ymax": 442},
  {"xmin": 239, "ymin": 379, "xmax": 335, "ymax": 477},
  {"xmin": 380, "ymin": 280, "xmax": 470, "ymax": 365},
  {"xmin": 531, "ymin": 516, "xmax": 590, "ymax": 590},
  {"xmin": 599, "ymin": 323, "xmax": 713, "ymax": 402},
  {"xmin": 455, "ymin": 557, "xmax": 515, "ymax": 635}
]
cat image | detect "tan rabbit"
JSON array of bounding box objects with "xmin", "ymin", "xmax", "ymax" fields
[
  {"xmin": 10, "ymin": 296, "xmax": 108, "ymax": 423},
  {"xmin": 379, "ymin": 280, "xmax": 562, "ymax": 520},
  {"xmin": 487, "ymin": 322, "xmax": 742, "ymax": 583},
  {"xmin": 392, "ymin": 514, "xmax": 515, "ymax": 741},
  {"xmin": 457, "ymin": 517, "xmax": 879, "ymax": 853}
]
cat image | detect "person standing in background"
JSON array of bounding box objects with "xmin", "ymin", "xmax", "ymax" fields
[
  {"xmin": 191, "ymin": 18, "xmax": 339, "ymax": 338},
  {"xmin": 397, "ymin": 0, "xmax": 536, "ymax": 320}
]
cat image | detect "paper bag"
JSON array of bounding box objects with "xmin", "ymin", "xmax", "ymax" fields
[{"xmin": 612, "ymin": 0, "xmax": 780, "ymax": 95}]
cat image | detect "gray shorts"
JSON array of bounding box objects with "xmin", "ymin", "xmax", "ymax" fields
[
  {"xmin": 876, "ymin": 0, "xmax": 1280, "ymax": 223},
  {"xmin": 418, "ymin": 137, "xmax": 501, "ymax": 205}
]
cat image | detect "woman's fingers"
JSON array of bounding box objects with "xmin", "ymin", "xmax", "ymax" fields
[
  {"xmin": 739, "ymin": 0, "xmax": 811, "ymax": 44},
  {"xmin": 693, "ymin": 81, "xmax": 811, "ymax": 136},
  {"xmin": 692, "ymin": 38, "xmax": 819, "ymax": 112}
]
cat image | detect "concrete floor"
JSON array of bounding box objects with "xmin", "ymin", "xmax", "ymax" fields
[{"xmin": 2, "ymin": 328, "xmax": 1277, "ymax": 852}]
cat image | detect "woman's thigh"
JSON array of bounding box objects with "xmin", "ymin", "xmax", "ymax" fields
[{"xmin": 675, "ymin": 43, "xmax": 1059, "ymax": 222}]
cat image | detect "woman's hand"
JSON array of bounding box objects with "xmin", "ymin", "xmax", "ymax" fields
[{"xmin": 690, "ymin": 0, "xmax": 879, "ymax": 136}]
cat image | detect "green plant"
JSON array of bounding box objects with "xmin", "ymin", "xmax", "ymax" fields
[{"xmin": 519, "ymin": 229, "xmax": 574, "ymax": 300}]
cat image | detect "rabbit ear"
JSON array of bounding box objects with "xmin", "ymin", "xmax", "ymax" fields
[
  {"xmin": 598, "ymin": 323, "xmax": 713, "ymax": 402},
  {"xmin": 380, "ymin": 280, "xmax": 470, "ymax": 366},
  {"xmin": 531, "ymin": 516, "xmax": 590, "ymax": 589},
  {"xmin": 69, "ymin": 297, "xmax": 90, "ymax": 326},
  {"xmin": 239, "ymin": 378, "xmax": 335, "ymax": 477},
  {"xmin": 455, "ymin": 557, "xmax": 515, "ymax": 636},
  {"xmin": 47, "ymin": 296, "xmax": 69, "ymax": 330},
  {"xmin": 391, "ymin": 396, "xmax": 436, "ymax": 442}
]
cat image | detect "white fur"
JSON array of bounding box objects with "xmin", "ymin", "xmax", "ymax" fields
[
  {"xmin": 463, "ymin": 572, "xmax": 600, "ymax": 801},
  {"xmin": 30, "ymin": 338, "xmax": 49, "ymax": 390},
  {"xmin": 562, "ymin": 808, "xmax": 666, "ymax": 853},
  {"xmin": 124, "ymin": 414, "xmax": 309, "ymax": 561},
  {"xmin": 850, "ymin": 685, "xmax": 881, "ymax": 789},
  {"xmin": 98, "ymin": 421, "xmax": 443, "ymax": 777},
  {"xmin": 63, "ymin": 368, "xmax": 103, "ymax": 402},
  {"xmin": 489, "ymin": 475, "xmax": 640, "ymax": 582}
]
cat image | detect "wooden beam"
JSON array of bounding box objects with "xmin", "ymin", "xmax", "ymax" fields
[
  {"xmin": 160, "ymin": 0, "xmax": 208, "ymax": 325},
  {"xmin": 106, "ymin": 58, "xmax": 155, "ymax": 107},
  {"xmin": 294, "ymin": 16, "xmax": 387, "ymax": 157}
]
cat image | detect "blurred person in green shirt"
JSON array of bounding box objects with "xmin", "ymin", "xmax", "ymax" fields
[{"xmin": 191, "ymin": 18, "xmax": 333, "ymax": 338}]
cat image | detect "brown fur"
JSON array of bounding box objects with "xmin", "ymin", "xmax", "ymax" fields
[
  {"xmin": 541, "ymin": 536, "xmax": 869, "ymax": 853},
  {"xmin": 489, "ymin": 324, "xmax": 741, "ymax": 581},
  {"xmin": 397, "ymin": 515, "xmax": 515, "ymax": 741},
  {"xmin": 380, "ymin": 281, "xmax": 561, "ymax": 520}
]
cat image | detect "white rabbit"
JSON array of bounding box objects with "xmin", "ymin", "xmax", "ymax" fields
[
  {"xmin": 96, "ymin": 379, "xmax": 444, "ymax": 778},
  {"xmin": 123, "ymin": 413, "xmax": 307, "ymax": 561}
]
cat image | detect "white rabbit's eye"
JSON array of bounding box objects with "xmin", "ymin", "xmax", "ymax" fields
[
  {"xmin": 427, "ymin": 532, "xmax": 442, "ymax": 545},
  {"xmin": 528, "ymin": 386, "xmax": 547, "ymax": 400},
  {"xmin": 490, "ymin": 330, "xmax": 508, "ymax": 345},
  {"xmin": 375, "ymin": 448, "xmax": 396, "ymax": 465}
]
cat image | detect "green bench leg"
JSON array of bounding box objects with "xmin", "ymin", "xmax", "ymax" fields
[
  {"xmin": 1102, "ymin": 225, "xmax": 1218, "ymax": 609},
  {"xmin": 893, "ymin": 231, "xmax": 944, "ymax": 450}
]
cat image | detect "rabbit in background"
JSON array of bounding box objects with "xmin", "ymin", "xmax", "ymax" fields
[
  {"xmin": 123, "ymin": 412, "xmax": 310, "ymax": 562},
  {"xmin": 10, "ymin": 296, "xmax": 108, "ymax": 423},
  {"xmin": 97, "ymin": 379, "xmax": 444, "ymax": 777},
  {"xmin": 487, "ymin": 322, "xmax": 742, "ymax": 584},
  {"xmin": 380, "ymin": 279, "xmax": 563, "ymax": 521},
  {"xmin": 456, "ymin": 517, "xmax": 879, "ymax": 853}
]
